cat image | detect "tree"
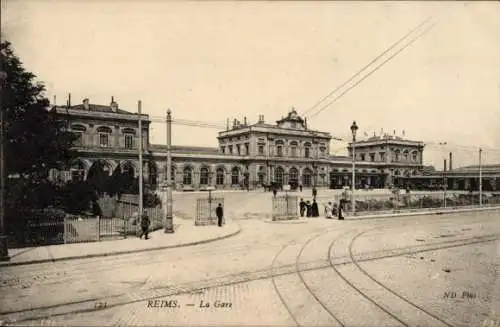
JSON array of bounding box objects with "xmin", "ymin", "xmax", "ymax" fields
[{"xmin": 1, "ymin": 41, "xmax": 76, "ymax": 208}]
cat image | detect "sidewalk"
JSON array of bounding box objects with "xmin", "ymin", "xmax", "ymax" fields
[{"xmin": 0, "ymin": 219, "xmax": 241, "ymax": 267}]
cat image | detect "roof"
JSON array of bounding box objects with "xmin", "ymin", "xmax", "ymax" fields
[
  {"xmin": 451, "ymin": 164, "xmax": 500, "ymax": 173},
  {"xmin": 366, "ymin": 134, "xmax": 404, "ymax": 141},
  {"xmin": 67, "ymin": 103, "xmax": 136, "ymax": 115},
  {"xmin": 276, "ymin": 108, "xmax": 305, "ymax": 124}
]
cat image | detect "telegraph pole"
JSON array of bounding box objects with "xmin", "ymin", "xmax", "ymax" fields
[
  {"xmin": 164, "ymin": 109, "xmax": 174, "ymax": 233},
  {"xmin": 0, "ymin": 70, "xmax": 9, "ymax": 261},
  {"xmin": 138, "ymin": 101, "xmax": 144, "ymax": 217},
  {"xmin": 479, "ymin": 148, "xmax": 483, "ymax": 206}
]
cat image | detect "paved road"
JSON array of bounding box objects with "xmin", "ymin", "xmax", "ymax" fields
[{"xmin": 0, "ymin": 210, "xmax": 498, "ymax": 326}]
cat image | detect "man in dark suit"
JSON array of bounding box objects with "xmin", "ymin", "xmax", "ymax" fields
[{"xmin": 216, "ymin": 203, "xmax": 224, "ymax": 227}]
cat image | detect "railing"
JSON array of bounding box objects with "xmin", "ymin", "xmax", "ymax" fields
[
  {"xmin": 327, "ymin": 192, "xmax": 500, "ymax": 216},
  {"xmin": 7, "ymin": 198, "xmax": 164, "ymax": 248}
]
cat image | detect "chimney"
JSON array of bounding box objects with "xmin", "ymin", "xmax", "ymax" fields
[
  {"xmin": 82, "ymin": 98, "xmax": 90, "ymax": 110},
  {"xmin": 443, "ymin": 159, "xmax": 447, "ymax": 172},
  {"xmin": 68, "ymin": 93, "xmax": 72, "ymax": 107},
  {"xmin": 449, "ymin": 152, "xmax": 453, "ymax": 171},
  {"xmin": 304, "ymin": 117, "xmax": 307, "ymax": 130},
  {"xmin": 226, "ymin": 118, "xmax": 229, "ymax": 131},
  {"xmin": 110, "ymin": 101, "xmax": 118, "ymax": 112},
  {"xmin": 244, "ymin": 117, "xmax": 247, "ymax": 125},
  {"xmin": 53, "ymin": 95, "xmax": 56, "ymax": 106},
  {"xmin": 233, "ymin": 118, "xmax": 237, "ymax": 128},
  {"xmin": 111, "ymin": 96, "xmax": 114, "ymax": 103}
]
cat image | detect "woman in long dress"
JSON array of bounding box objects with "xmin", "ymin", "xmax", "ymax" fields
[{"xmin": 324, "ymin": 202, "xmax": 332, "ymax": 218}]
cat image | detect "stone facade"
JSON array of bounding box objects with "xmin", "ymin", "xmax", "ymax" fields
[{"xmin": 50, "ymin": 100, "xmax": 426, "ymax": 190}]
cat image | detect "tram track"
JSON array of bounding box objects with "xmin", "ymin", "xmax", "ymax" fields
[
  {"xmin": 1, "ymin": 218, "xmax": 497, "ymax": 325},
  {"xmin": 348, "ymin": 228, "xmax": 455, "ymax": 326}
]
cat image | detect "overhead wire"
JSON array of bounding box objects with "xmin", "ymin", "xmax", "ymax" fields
[
  {"xmin": 303, "ymin": 16, "xmax": 433, "ymax": 117},
  {"xmin": 308, "ymin": 20, "xmax": 438, "ymax": 120}
]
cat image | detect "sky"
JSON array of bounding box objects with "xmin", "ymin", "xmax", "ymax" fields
[{"xmin": 2, "ymin": 0, "xmax": 500, "ymax": 169}]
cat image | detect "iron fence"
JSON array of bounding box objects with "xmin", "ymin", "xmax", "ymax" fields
[
  {"xmin": 272, "ymin": 194, "xmax": 299, "ymax": 221},
  {"xmin": 195, "ymin": 196, "xmax": 225, "ymax": 226},
  {"xmin": 7, "ymin": 197, "xmax": 164, "ymax": 248},
  {"xmin": 324, "ymin": 191, "xmax": 500, "ymax": 216}
]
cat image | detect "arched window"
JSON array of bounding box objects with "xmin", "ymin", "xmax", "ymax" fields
[
  {"xmin": 231, "ymin": 167, "xmax": 239, "ymax": 185},
  {"xmin": 275, "ymin": 166, "xmax": 284, "ymax": 185},
  {"xmin": 393, "ymin": 150, "xmax": 401, "ymax": 162},
  {"xmin": 200, "ymin": 167, "xmax": 210, "ymax": 185},
  {"xmin": 97, "ymin": 126, "xmax": 112, "ymax": 147},
  {"xmin": 411, "ymin": 151, "xmax": 418, "ymax": 162},
  {"xmin": 216, "ymin": 168, "xmax": 225, "ymax": 185},
  {"xmin": 289, "ymin": 167, "xmax": 298, "ymax": 182},
  {"xmin": 183, "ymin": 167, "xmax": 193, "ymax": 185},
  {"xmin": 122, "ymin": 162, "xmax": 135, "ymax": 176},
  {"xmin": 302, "ymin": 168, "xmax": 312, "ymax": 187},
  {"xmin": 70, "ymin": 160, "xmax": 86, "ymax": 182},
  {"xmin": 403, "ymin": 150, "xmax": 409, "ymax": 161}
]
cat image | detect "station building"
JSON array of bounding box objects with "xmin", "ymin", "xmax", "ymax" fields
[{"xmin": 50, "ymin": 98, "xmax": 429, "ymax": 191}]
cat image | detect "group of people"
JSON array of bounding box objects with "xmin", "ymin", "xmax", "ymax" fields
[{"xmin": 299, "ymin": 198, "xmax": 345, "ymax": 220}]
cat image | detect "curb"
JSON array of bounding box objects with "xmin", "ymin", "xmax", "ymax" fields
[
  {"xmin": 345, "ymin": 205, "xmax": 500, "ymax": 220},
  {"xmin": 0, "ymin": 224, "xmax": 242, "ymax": 268},
  {"xmin": 263, "ymin": 219, "xmax": 308, "ymax": 224}
]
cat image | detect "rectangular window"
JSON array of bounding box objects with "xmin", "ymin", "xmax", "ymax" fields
[
  {"xmin": 291, "ymin": 147, "xmax": 297, "ymax": 157},
  {"xmin": 320, "ymin": 148, "xmax": 325, "ymax": 156},
  {"xmin": 220, "ymin": 146, "xmax": 225, "ymax": 154},
  {"xmin": 99, "ymin": 133, "xmax": 109, "ymax": 147},
  {"xmin": 277, "ymin": 146, "xmax": 283, "ymax": 157},
  {"xmin": 380, "ymin": 152, "xmax": 386, "ymax": 161},
  {"xmin": 73, "ymin": 132, "xmax": 83, "ymax": 146},
  {"xmin": 305, "ymin": 148, "xmax": 310, "ymax": 158},
  {"xmin": 258, "ymin": 145, "xmax": 264, "ymax": 155},
  {"xmin": 229, "ymin": 145, "xmax": 233, "ymax": 154},
  {"xmin": 370, "ymin": 153, "xmax": 375, "ymax": 162},
  {"xmin": 125, "ymin": 134, "xmax": 134, "ymax": 149},
  {"xmin": 237, "ymin": 144, "xmax": 241, "ymax": 155},
  {"xmin": 360, "ymin": 154, "xmax": 365, "ymax": 161},
  {"xmin": 245, "ymin": 143, "xmax": 249, "ymax": 155}
]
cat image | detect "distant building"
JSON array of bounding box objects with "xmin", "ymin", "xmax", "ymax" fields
[{"xmin": 50, "ymin": 99, "xmax": 428, "ymax": 190}]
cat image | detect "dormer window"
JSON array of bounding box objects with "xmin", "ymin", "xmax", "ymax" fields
[{"xmin": 291, "ymin": 122, "xmax": 297, "ymax": 128}]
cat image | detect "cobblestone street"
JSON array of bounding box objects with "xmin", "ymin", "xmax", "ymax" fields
[{"xmin": 1, "ymin": 208, "xmax": 498, "ymax": 327}]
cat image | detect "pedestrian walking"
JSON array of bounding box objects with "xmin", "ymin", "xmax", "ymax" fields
[
  {"xmin": 299, "ymin": 184, "xmax": 303, "ymax": 192},
  {"xmin": 216, "ymin": 203, "xmax": 224, "ymax": 227},
  {"xmin": 299, "ymin": 198, "xmax": 306, "ymax": 217},
  {"xmin": 312, "ymin": 187, "xmax": 317, "ymax": 199},
  {"xmin": 139, "ymin": 211, "xmax": 150, "ymax": 239},
  {"xmin": 273, "ymin": 188, "xmax": 277, "ymax": 198}
]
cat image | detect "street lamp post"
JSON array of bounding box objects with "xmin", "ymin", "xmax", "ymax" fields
[
  {"xmin": 479, "ymin": 148, "xmax": 483, "ymax": 206},
  {"xmin": 164, "ymin": 109, "xmax": 174, "ymax": 233},
  {"xmin": 0, "ymin": 70, "xmax": 10, "ymax": 261},
  {"xmin": 138, "ymin": 101, "xmax": 144, "ymax": 222},
  {"xmin": 350, "ymin": 121, "xmax": 358, "ymax": 216}
]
